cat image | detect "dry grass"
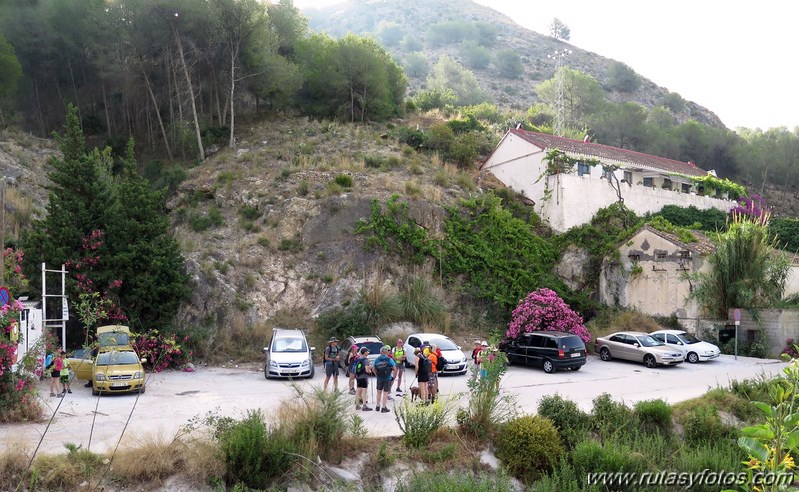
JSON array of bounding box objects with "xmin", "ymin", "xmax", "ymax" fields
[
  {"xmin": 587, "ymin": 308, "xmax": 661, "ymax": 340},
  {"xmin": 111, "ymin": 435, "xmax": 185, "ymax": 483},
  {"xmin": 0, "ymin": 447, "xmax": 29, "ymax": 490}
]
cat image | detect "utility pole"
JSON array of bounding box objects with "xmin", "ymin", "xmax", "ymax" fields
[
  {"xmin": 548, "ymin": 49, "xmax": 572, "ymax": 136},
  {"xmin": 0, "ymin": 178, "xmax": 5, "ymax": 285}
]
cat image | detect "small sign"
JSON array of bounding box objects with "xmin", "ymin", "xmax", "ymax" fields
[
  {"xmin": 61, "ymin": 297, "xmax": 69, "ymax": 320},
  {"xmin": 0, "ymin": 287, "xmax": 9, "ymax": 308},
  {"xmin": 733, "ymin": 308, "xmax": 742, "ymax": 323}
]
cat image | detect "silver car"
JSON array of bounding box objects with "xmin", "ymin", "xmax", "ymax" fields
[
  {"xmin": 263, "ymin": 328, "xmax": 316, "ymax": 379},
  {"xmin": 596, "ymin": 331, "xmax": 684, "ymax": 368},
  {"xmin": 650, "ymin": 330, "xmax": 721, "ymax": 363}
]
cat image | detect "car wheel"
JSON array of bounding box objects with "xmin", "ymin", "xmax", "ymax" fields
[
  {"xmin": 139, "ymin": 385, "xmax": 146, "ymax": 395},
  {"xmin": 264, "ymin": 365, "xmax": 271, "ymax": 380},
  {"xmin": 307, "ymin": 366, "xmax": 315, "ymax": 379},
  {"xmin": 543, "ymin": 359, "xmax": 555, "ymax": 374},
  {"xmin": 570, "ymin": 366, "xmax": 581, "ymax": 371},
  {"xmin": 644, "ymin": 354, "xmax": 657, "ymax": 368},
  {"xmin": 600, "ymin": 347, "xmax": 612, "ymax": 361},
  {"xmin": 687, "ymin": 352, "xmax": 699, "ymax": 364}
]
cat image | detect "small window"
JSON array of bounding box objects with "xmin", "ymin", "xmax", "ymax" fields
[
  {"xmin": 655, "ymin": 250, "xmax": 668, "ymax": 259},
  {"xmin": 643, "ymin": 177, "xmax": 654, "ymax": 187},
  {"xmin": 682, "ymin": 183, "xmax": 692, "ymax": 193},
  {"xmin": 628, "ymin": 253, "xmax": 641, "ymax": 261},
  {"xmin": 623, "ymin": 171, "xmax": 632, "ymax": 184},
  {"xmin": 679, "ymin": 250, "xmax": 690, "ymax": 259},
  {"xmin": 662, "ymin": 178, "xmax": 672, "ymax": 190},
  {"xmin": 577, "ymin": 163, "xmax": 591, "ymax": 176}
]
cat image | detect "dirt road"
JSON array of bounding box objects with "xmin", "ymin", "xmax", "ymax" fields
[{"xmin": 0, "ymin": 354, "xmax": 787, "ymax": 455}]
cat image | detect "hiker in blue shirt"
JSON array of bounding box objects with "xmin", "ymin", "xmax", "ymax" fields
[{"xmin": 373, "ymin": 345, "xmax": 397, "ymax": 413}]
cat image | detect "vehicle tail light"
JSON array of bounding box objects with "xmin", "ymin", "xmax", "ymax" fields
[{"xmin": 558, "ymin": 349, "xmax": 565, "ymax": 359}]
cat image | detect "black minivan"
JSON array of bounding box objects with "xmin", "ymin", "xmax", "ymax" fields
[{"xmin": 499, "ymin": 331, "xmax": 586, "ymax": 373}]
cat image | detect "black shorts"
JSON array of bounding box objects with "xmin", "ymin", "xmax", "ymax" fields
[
  {"xmin": 51, "ymin": 371, "xmax": 60, "ymax": 379},
  {"xmin": 325, "ymin": 363, "xmax": 339, "ymax": 377},
  {"xmin": 356, "ymin": 378, "xmax": 368, "ymax": 388},
  {"xmin": 417, "ymin": 372, "xmax": 429, "ymax": 383},
  {"xmin": 376, "ymin": 379, "xmax": 392, "ymax": 392}
]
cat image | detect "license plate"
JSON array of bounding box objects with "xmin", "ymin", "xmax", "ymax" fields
[
  {"xmin": 570, "ymin": 352, "xmax": 581, "ymax": 358},
  {"xmin": 285, "ymin": 370, "xmax": 298, "ymax": 374},
  {"xmin": 112, "ymin": 382, "xmax": 127, "ymax": 387}
]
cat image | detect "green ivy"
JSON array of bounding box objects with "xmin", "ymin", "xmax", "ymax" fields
[{"xmin": 355, "ymin": 195, "xmax": 436, "ymax": 264}]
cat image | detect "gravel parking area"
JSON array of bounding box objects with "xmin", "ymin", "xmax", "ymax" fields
[{"xmin": 0, "ymin": 354, "xmax": 787, "ymax": 454}]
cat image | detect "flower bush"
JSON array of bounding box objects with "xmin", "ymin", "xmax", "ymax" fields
[
  {"xmin": 132, "ymin": 330, "xmax": 192, "ymax": 372},
  {"xmin": 732, "ymin": 194, "xmax": 770, "ymax": 226},
  {"xmin": 781, "ymin": 338, "xmax": 799, "ymax": 359},
  {"xmin": 507, "ymin": 288, "xmax": 591, "ymax": 343}
]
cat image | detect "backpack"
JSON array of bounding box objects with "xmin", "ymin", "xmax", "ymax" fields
[
  {"xmin": 354, "ymin": 357, "xmax": 367, "ymax": 376},
  {"xmin": 374, "ymin": 356, "xmax": 392, "ymax": 378},
  {"xmin": 418, "ymin": 355, "xmax": 432, "ymax": 375},
  {"xmin": 45, "ymin": 353, "xmax": 54, "ymax": 370},
  {"xmin": 436, "ymin": 354, "xmax": 447, "ymax": 372}
]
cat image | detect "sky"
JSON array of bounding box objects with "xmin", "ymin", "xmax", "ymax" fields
[{"xmin": 294, "ymin": 0, "xmax": 799, "ymax": 131}]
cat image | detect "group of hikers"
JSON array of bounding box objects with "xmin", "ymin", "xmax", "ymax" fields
[
  {"xmin": 45, "ymin": 350, "xmax": 72, "ymax": 397},
  {"xmin": 322, "ymin": 336, "xmax": 493, "ymax": 413}
]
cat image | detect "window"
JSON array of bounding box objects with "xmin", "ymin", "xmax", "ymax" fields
[
  {"xmin": 663, "ymin": 178, "xmax": 672, "ymax": 190},
  {"xmin": 577, "ymin": 162, "xmax": 591, "ymax": 176},
  {"xmin": 666, "ymin": 334, "xmax": 680, "ymax": 345},
  {"xmin": 610, "ymin": 335, "xmax": 624, "ymax": 343},
  {"xmin": 651, "ymin": 333, "xmax": 665, "ymax": 343},
  {"xmin": 623, "ymin": 171, "xmax": 632, "ymax": 185},
  {"xmin": 643, "ymin": 177, "xmax": 654, "ymax": 187},
  {"xmin": 530, "ymin": 334, "xmax": 545, "ymax": 347},
  {"xmin": 682, "ymin": 183, "xmax": 692, "ymax": 193},
  {"xmin": 545, "ymin": 338, "xmax": 557, "ymax": 349},
  {"xmin": 408, "ymin": 337, "xmax": 421, "ymax": 348},
  {"xmin": 628, "ymin": 253, "xmax": 641, "ymax": 261}
]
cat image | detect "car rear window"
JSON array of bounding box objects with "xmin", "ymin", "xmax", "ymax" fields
[
  {"xmin": 360, "ymin": 342, "xmax": 384, "ymax": 355},
  {"xmin": 559, "ymin": 336, "xmax": 585, "ymax": 349}
]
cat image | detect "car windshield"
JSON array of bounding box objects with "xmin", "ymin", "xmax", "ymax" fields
[
  {"xmin": 358, "ymin": 342, "xmax": 384, "ymax": 355},
  {"xmin": 98, "ymin": 331, "xmax": 130, "ymax": 346},
  {"xmin": 636, "ymin": 335, "xmax": 664, "ymax": 347},
  {"xmin": 560, "ymin": 336, "xmax": 585, "ymax": 349},
  {"xmin": 428, "ymin": 338, "xmax": 458, "ymax": 351},
  {"xmin": 96, "ymin": 351, "xmax": 140, "ymax": 366},
  {"xmin": 273, "ymin": 337, "xmax": 307, "ymax": 353},
  {"xmin": 677, "ymin": 332, "xmax": 701, "ymax": 344}
]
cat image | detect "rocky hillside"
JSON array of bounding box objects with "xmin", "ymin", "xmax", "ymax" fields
[{"xmin": 304, "ymin": 0, "xmax": 725, "ymax": 128}]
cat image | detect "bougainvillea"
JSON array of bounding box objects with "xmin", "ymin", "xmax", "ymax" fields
[
  {"xmin": 132, "ymin": 330, "xmax": 192, "ymax": 373},
  {"xmin": 507, "ymin": 288, "xmax": 591, "ymax": 343},
  {"xmin": 731, "ymin": 194, "xmax": 770, "ymax": 226}
]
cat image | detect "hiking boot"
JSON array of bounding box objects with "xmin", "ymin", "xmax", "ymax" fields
[
  {"xmin": 56, "ymin": 393, "xmax": 64, "ymax": 398},
  {"xmin": 356, "ymin": 404, "xmax": 361, "ymax": 410},
  {"xmin": 375, "ymin": 406, "xmax": 381, "ymax": 411},
  {"xmin": 67, "ymin": 389, "xmax": 72, "ymax": 394},
  {"xmin": 49, "ymin": 392, "xmax": 56, "ymax": 397},
  {"xmin": 362, "ymin": 405, "xmax": 372, "ymax": 411},
  {"xmin": 381, "ymin": 408, "xmax": 390, "ymax": 413}
]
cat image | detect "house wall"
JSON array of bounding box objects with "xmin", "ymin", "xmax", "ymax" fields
[
  {"xmin": 734, "ymin": 309, "xmax": 799, "ymax": 357},
  {"xmin": 786, "ymin": 266, "xmax": 799, "ymax": 297},
  {"xmin": 481, "ymin": 133, "xmax": 548, "ymax": 202},
  {"xmin": 599, "ymin": 229, "xmax": 708, "ymax": 321},
  {"xmin": 543, "ymin": 173, "xmax": 733, "ymax": 232}
]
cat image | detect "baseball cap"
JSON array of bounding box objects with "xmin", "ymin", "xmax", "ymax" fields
[{"xmin": 359, "ymin": 347, "xmax": 370, "ymax": 355}]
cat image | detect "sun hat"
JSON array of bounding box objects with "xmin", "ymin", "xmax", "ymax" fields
[
  {"xmin": 481, "ymin": 340, "xmax": 488, "ymax": 346},
  {"xmin": 328, "ymin": 337, "xmax": 339, "ymax": 343}
]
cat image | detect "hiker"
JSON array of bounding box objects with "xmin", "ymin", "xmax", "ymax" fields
[
  {"xmin": 471, "ymin": 340, "xmax": 482, "ymax": 381},
  {"xmin": 48, "ymin": 351, "xmax": 61, "ymax": 397},
  {"xmin": 323, "ymin": 337, "xmax": 341, "ymax": 391},
  {"xmin": 414, "ymin": 348, "xmax": 430, "ymax": 404},
  {"xmin": 373, "ymin": 345, "xmax": 397, "ymax": 413},
  {"xmin": 426, "ymin": 345, "xmax": 440, "ymax": 403},
  {"xmin": 345, "ymin": 344, "xmax": 359, "ymax": 395},
  {"xmin": 59, "ymin": 350, "xmax": 72, "ymax": 395},
  {"xmin": 354, "ymin": 347, "xmax": 374, "ymax": 411},
  {"xmin": 477, "ymin": 341, "xmax": 490, "ymax": 379},
  {"xmin": 392, "ymin": 338, "xmax": 406, "ymax": 394}
]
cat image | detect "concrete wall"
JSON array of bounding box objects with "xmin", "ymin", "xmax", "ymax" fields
[
  {"xmin": 733, "ymin": 309, "xmax": 799, "ymax": 357},
  {"xmin": 786, "ymin": 266, "xmax": 799, "ymax": 297},
  {"xmin": 600, "ymin": 228, "xmax": 708, "ymax": 321}
]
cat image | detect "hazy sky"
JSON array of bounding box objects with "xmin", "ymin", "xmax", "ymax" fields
[{"xmin": 295, "ymin": 0, "xmax": 798, "ymax": 131}]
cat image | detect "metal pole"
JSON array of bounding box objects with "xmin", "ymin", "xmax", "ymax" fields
[
  {"xmin": 61, "ymin": 264, "xmax": 66, "ymax": 352},
  {"xmin": 734, "ymin": 321, "xmax": 739, "ymax": 360}
]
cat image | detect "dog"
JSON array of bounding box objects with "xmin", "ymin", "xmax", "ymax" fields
[{"xmin": 409, "ymin": 385, "xmax": 420, "ymax": 402}]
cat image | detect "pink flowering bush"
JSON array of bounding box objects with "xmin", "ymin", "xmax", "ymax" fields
[
  {"xmin": 781, "ymin": 339, "xmax": 799, "ymax": 359},
  {"xmin": 507, "ymin": 288, "xmax": 591, "ymax": 343},
  {"xmin": 132, "ymin": 330, "xmax": 192, "ymax": 373}
]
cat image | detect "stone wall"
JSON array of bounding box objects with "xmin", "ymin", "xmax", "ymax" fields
[{"xmin": 732, "ymin": 309, "xmax": 799, "ymax": 357}]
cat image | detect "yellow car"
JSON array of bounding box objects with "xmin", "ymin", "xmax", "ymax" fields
[{"xmin": 70, "ymin": 325, "xmax": 147, "ymax": 395}]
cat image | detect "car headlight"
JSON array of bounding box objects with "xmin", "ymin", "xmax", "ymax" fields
[
  {"xmin": 269, "ymin": 360, "xmax": 279, "ymax": 367},
  {"xmin": 301, "ymin": 359, "xmax": 310, "ymax": 367},
  {"xmin": 133, "ymin": 371, "xmax": 143, "ymax": 379},
  {"xmin": 95, "ymin": 373, "xmax": 107, "ymax": 381},
  {"xmin": 462, "ymin": 357, "xmax": 468, "ymax": 363}
]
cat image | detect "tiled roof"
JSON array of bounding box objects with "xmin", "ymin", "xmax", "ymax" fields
[
  {"xmin": 640, "ymin": 224, "xmax": 716, "ymax": 255},
  {"xmin": 510, "ymin": 129, "xmax": 708, "ymax": 177}
]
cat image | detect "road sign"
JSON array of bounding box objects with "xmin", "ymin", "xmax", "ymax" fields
[
  {"xmin": 61, "ymin": 297, "xmax": 69, "ymax": 320},
  {"xmin": 0, "ymin": 287, "xmax": 9, "ymax": 308},
  {"xmin": 733, "ymin": 308, "xmax": 742, "ymax": 322}
]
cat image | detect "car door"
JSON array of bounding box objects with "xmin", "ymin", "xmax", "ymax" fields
[
  {"xmin": 526, "ymin": 334, "xmax": 545, "ymax": 367},
  {"xmin": 513, "ymin": 334, "xmax": 532, "ymax": 365},
  {"xmin": 70, "ymin": 348, "xmax": 94, "ymax": 381},
  {"xmin": 618, "ymin": 334, "xmax": 638, "ymax": 361},
  {"xmin": 665, "ymin": 333, "xmax": 685, "ymax": 356},
  {"xmin": 607, "ymin": 335, "xmax": 626, "ymax": 359}
]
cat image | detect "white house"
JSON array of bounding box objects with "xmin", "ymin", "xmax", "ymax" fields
[
  {"xmin": 480, "ymin": 129, "xmax": 735, "ymax": 232},
  {"xmin": 12, "ymin": 299, "xmax": 44, "ymax": 373}
]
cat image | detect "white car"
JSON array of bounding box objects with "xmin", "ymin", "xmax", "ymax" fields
[
  {"xmin": 403, "ymin": 333, "xmax": 468, "ymax": 375},
  {"xmin": 650, "ymin": 329, "xmax": 720, "ymax": 363},
  {"xmin": 263, "ymin": 328, "xmax": 315, "ymax": 379}
]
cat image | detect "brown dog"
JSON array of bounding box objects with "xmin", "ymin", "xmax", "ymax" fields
[{"xmin": 409, "ymin": 385, "xmax": 420, "ymax": 402}]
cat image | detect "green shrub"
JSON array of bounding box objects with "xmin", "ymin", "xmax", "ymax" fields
[
  {"xmin": 633, "ymin": 399, "xmax": 672, "ymax": 433},
  {"xmin": 534, "ymin": 458, "xmax": 600, "ymax": 492},
  {"xmin": 397, "ymin": 276, "xmax": 445, "ymax": 326},
  {"xmin": 285, "ymin": 386, "xmax": 349, "ymax": 461},
  {"xmin": 216, "ymin": 410, "xmax": 296, "ymax": 489},
  {"xmin": 459, "ymin": 350, "xmax": 515, "ymax": 439},
  {"xmin": 676, "ymin": 442, "xmax": 744, "ymax": 479},
  {"xmin": 333, "ymin": 174, "xmax": 353, "ymax": 188},
  {"xmin": 257, "ymin": 236, "xmax": 270, "ymax": 248},
  {"xmin": 494, "ymin": 415, "xmax": 564, "ymax": 483},
  {"xmin": 278, "ymin": 236, "xmax": 303, "ymax": 253},
  {"xmin": 397, "ymin": 470, "xmax": 512, "ymax": 492},
  {"xmin": 653, "ymin": 205, "xmax": 727, "ymax": 232},
  {"xmin": 395, "ymin": 127, "xmax": 425, "ymax": 149},
  {"xmin": 571, "ymin": 438, "xmax": 646, "ymax": 484},
  {"xmin": 537, "ymin": 394, "xmax": 589, "ymax": 447},
  {"xmin": 590, "ymin": 393, "xmax": 632, "ymax": 437},
  {"xmin": 188, "ymin": 206, "xmax": 224, "ymax": 232},
  {"xmin": 239, "ymin": 206, "xmax": 261, "ymax": 221},
  {"xmin": 297, "ymin": 180, "xmax": 309, "ymax": 196},
  {"xmin": 680, "ymin": 404, "xmax": 734, "ymax": 446},
  {"xmin": 394, "ymin": 398, "xmax": 450, "ymax": 448},
  {"xmin": 364, "ymin": 155, "xmax": 385, "ymax": 168}
]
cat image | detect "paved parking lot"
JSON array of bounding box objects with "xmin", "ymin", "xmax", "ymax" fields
[{"xmin": 1, "ymin": 354, "xmax": 787, "ymax": 454}]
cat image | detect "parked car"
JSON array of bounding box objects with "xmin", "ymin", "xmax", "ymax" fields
[
  {"xmin": 403, "ymin": 333, "xmax": 468, "ymax": 375},
  {"xmin": 263, "ymin": 328, "xmax": 315, "ymax": 379},
  {"xmin": 339, "ymin": 335, "xmax": 384, "ymax": 367},
  {"xmin": 650, "ymin": 329, "xmax": 720, "ymax": 363},
  {"xmin": 71, "ymin": 346, "xmax": 147, "ymax": 396},
  {"xmin": 595, "ymin": 331, "xmax": 685, "ymax": 368},
  {"xmin": 499, "ymin": 331, "xmax": 586, "ymax": 373}
]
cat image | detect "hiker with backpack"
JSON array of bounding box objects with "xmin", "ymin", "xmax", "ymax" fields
[
  {"xmin": 353, "ymin": 347, "xmax": 374, "ymax": 411},
  {"xmin": 373, "ymin": 345, "xmax": 397, "ymax": 413},
  {"xmin": 391, "ymin": 339, "xmax": 406, "ymax": 395},
  {"xmin": 323, "ymin": 337, "xmax": 341, "ymax": 392},
  {"xmin": 345, "ymin": 345, "xmax": 359, "ymax": 395},
  {"xmin": 414, "ymin": 348, "xmax": 431, "ymax": 404}
]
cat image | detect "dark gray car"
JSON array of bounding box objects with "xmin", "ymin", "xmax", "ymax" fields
[{"xmin": 500, "ymin": 331, "xmax": 586, "ymax": 373}]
